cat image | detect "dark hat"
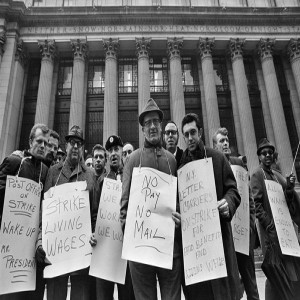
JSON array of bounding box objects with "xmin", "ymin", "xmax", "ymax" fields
[
  {"xmin": 65, "ymin": 125, "xmax": 84, "ymax": 142},
  {"xmin": 105, "ymin": 135, "xmax": 123, "ymax": 150},
  {"xmin": 139, "ymin": 98, "xmax": 164, "ymax": 126},
  {"xmin": 257, "ymin": 138, "xmax": 275, "ymax": 155}
]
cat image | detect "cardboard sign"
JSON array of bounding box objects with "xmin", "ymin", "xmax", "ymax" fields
[
  {"xmin": 42, "ymin": 181, "xmax": 92, "ymax": 278},
  {"xmin": 89, "ymin": 178, "xmax": 127, "ymax": 284},
  {"xmin": 178, "ymin": 158, "xmax": 227, "ymax": 286},
  {"xmin": 266, "ymin": 180, "xmax": 300, "ymax": 257},
  {"xmin": 231, "ymin": 165, "xmax": 249, "ymax": 255},
  {"xmin": 0, "ymin": 176, "xmax": 41, "ymax": 295},
  {"xmin": 122, "ymin": 167, "xmax": 177, "ymax": 269}
]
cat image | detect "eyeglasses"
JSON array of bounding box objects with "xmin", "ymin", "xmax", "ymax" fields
[
  {"xmin": 260, "ymin": 150, "xmax": 274, "ymax": 156},
  {"xmin": 122, "ymin": 150, "xmax": 133, "ymax": 157},
  {"xmin": 164, "ymin": 130, "xmax": 177, "ymax": 136},
  {"xmin": 69, "ymin": 139, "xmax": 83, "ymax": 148},
  {"xmin": 143, "ymin": 119, "xmax": 161, "ymax": 128}
]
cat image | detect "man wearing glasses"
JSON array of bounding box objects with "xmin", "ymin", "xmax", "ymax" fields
[
  {"xmin": 250, "ymin": 138, "xmax": 300, "ymax": 300},
  {"xmin": 163, "ymin": 121, "xmax": 183, "ymax": 167},
  {"xmin": 122, "ymin": 142, "xmax": 134, "ymax": 166},
  {"xmin": 37, "ymin": 125, "xmax": 96, "ymax": 300},
  {"xmin": 120, "ymin": 98, "xmax": 181, "ymax": 300}
]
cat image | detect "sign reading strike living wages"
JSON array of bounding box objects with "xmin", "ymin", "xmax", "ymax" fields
[
  {"xmin": 42, "ymin": 181, "xmax": 92, "ymax": 278},
  {"xmin": 122, "ymin": 167, "xmax": 177, "ymax": 269},
  {"xmin": 178, "ymin": 158, "xmax": 227, "ymax": 286},
  {"xmin": 231, "ymin": 165, "xmax": 249, "ymax": 255},
  {"xmin": 266, "ymin": 180, "xmax": 300, "ymax": 257},
  {"xmin": 90, "ymin": 178, "xmax": 127, "ymax": 284},
  {"xmin": 0, "ymin": 176, "xmax": 41, "ymax": 295}
]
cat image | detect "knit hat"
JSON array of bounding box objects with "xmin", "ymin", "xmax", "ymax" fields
[{"xmin": 138, "ymin": 98, "xmax": 164, "ymax": 126}]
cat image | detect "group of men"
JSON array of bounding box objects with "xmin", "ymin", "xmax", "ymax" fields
[{"xmin": 0, "ymin": 97, "xmax": 300, "ymax": 300}]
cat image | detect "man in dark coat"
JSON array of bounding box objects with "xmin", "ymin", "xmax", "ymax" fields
[
  {"xmin": 213, "ymin": 127, "xmax": 260, "ymax": 300},
  {"xmin": 0, "ymin": 123, "xmax": 50, "ymax": 300},
  {"xmin": 179, "ymin": 114, "xmax": 241, "ymax": 300},
  {"xmin": 250, "ymin": 138, "xmax": 300, "ymax": 300},
  {"xmin": 36, "ymin": 125, "xmax": 96, "ymax": 300},
  {"xmin": 163, "ymin": 121, "xmax": 183, "ymax": 167},
  {"xmin": 91, "ymin": 135, "xmax": 135, "ymax": 300}
]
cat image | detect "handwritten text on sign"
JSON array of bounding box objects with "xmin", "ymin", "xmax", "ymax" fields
[
  {"xmin": 231, "ymin": 165, "xmax": 249, "ymax": 255},
  {"xmin": 178, "ymin": 158, "xmax": 227, "ymax": 286},
  {"xmin": 90, "ymin": 178, "xmax": 127, "ymax": 284},
  {"xmin": 266, "ymin": 180, "xmax": 300, "ymax": 257},
  {"xmin": 122, "ymin": 167, "xmax": 177, "ymax": 269},
  {"xmin": 0, "ymin": 176, "xmax": 41, "ymax": 295},
  {"xmin": 42, "ymin": 181, "xmax": 92, "ymax": 278}
]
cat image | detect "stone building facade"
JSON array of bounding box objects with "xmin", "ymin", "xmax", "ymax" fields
[{"xmin": 0, "ymin": 0, "xmax": 300, "ymax": 178}]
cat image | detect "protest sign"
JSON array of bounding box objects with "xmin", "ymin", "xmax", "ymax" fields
[
  {"xmin": 231, "ymin": 165, "xmax": 249, "ymax": 255},
  {"xmin": 266, "ymin": 180, "xmax": 300, "ymax": 257},
  {"xmin": 42, "ymin": 181, "xmax": 92, "ymax": 278},
  {"xmin": 89, "ymin": 178, "xmax": 127, "ymax": 284},
  {"xmin": 0, "ymin": 176, "xmax": 41, "ymax": 295},
  {"xmin": 178, "ymin": 158, "xmax": 227, "ymax": 286},
  {"xmin": 122, "ymin": 167, "xmax": 177, "ymax": 269}
]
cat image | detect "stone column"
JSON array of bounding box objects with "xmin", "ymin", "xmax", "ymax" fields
[
  {"xmin": 69, "ymin": 39, "xmax": 88, "ymax": 131},
  {"xmin": 254, "ymin": 57, "xmax": 276, "ymax": 146},
  {"xmin": 2, "ymin": 39, "xmax": 28, "ymax": 155},
  {"xmin": 103, "ymin": 38, "xmax": 119, "ymax": 144},
  {"xmin": 136, "ymin": 37, "xmax": 151, "ymax": 147},
  {"xmin": 287, "ymin": 39, "xmax": 300, "ymax": 123},
  {"xmin": 226, "ymin": 57, "xmax": 244, "ymax": 155},
  {"xmin": 35, "ymin": 39, "xmax": 56, "ymax": 125},
  {"xmin": 48, "ymin": 60, "xmax": 59, "ymax": 130},
  {"xmin": 282, "ymin": 57, "xmax": 300, "ymax": 139},
  {"xmin": 167, "ymin": 37, "xmax": 185, "ymax": 149},
  {"xmin": 197, "ymin": 57, "xmax": 209, "ymax": 145},
  {"xmin": 0, "ymin": 31, "xmax": 6, "ymax": 65},
  {"xmin": 258, "ymin": 38, "xmax": 294, "ymax": 175},
  {"xmin": 229, "ymin": 38, "xmax": 258, "ymax": 174},
  {"xmin": 198, "ymin": 38, "xmax": 220, "ymax": 146}
]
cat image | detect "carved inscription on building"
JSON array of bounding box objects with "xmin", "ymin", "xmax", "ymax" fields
[{"xmin": 20, "ymin": 24, "xmax": 300, "ymax": 36}]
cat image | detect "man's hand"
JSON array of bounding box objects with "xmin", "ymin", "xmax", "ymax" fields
[
  {"xmin": 286, "ymin": 174, "xmax": 296, "ymax": 191},
  {"xmin": 35, "ymin": 246, "xmax": 46, "ymax": 264},
  {"xmin": 218, "ymin": 199, "xmax": 230, "ymax": 218},
  {"xmin": 172, "ymin": 212, "xmax": 181, "ymax": 228},
  {"xmin": 89, "ymin": 233, "xmax": 97, "ymax": 247}
]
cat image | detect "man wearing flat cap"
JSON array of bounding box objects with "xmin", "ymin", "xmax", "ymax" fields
[
  {"xmin": 250, "ymin": 138, "xmax": 300, "ymax": 300},
  {"xmin": 120, "ymin": 98, "xmax": 182, "ymax": 300},
  {"xmin": 36, "ymin": 125, "xmax": 96, "ymax": 300},
  {"xmin": 90, "ymin": 135, "xmax": 135, "ymax": 300}
]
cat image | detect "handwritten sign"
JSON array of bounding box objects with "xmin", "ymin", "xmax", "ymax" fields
[
  {"xmin": 266, "ymin": 180, "xmax": 300, "ymax": 257},
  {"xmin": 0, "ymin": 176, "xmax": 41, "ymax": 295},
  {"xmin": 90, "ymin": 178, "xmax": 127, "ymax": 284},
  {"xmin": 231, "ymin": 165, "xmax": 249, "ymax": 255},
  {"xmin": 178, "ymin": 158, "xmax": 227, "ymax": 286},
  {"xmin": 42, "ymin": 181, "xmax": 92, "ymax": 278},
  {"xmin": 122, "ymin": 167, "xmax": 177, "ymax": 269}
]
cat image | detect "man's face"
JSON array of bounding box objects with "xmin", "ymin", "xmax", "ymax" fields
[
  {"xmin": 85, "ymin": 158, "xmax": 94, "ymax": 169},
  {"xmin": 182, "ymin": 121, "xmax": 202, "ymax": 153},
  {"xmin": 164, "ymin": 123, "xmax": 178, "ymax": 151},
  {"xmin": 93, "ymin": 149, "xmax": 106, "ymax": 174},
  {"xmin": 45, "ymin": 136, "xmax": 59, "ymax": 164},
  {"xmin": 215, "ymin": 133, "xmax": 231, "ymax": 155},
  {"xmin": 66, "ymin": 138, "xmax": 83, "ymax": 165},
  {"xmin": 29, "ymin": 128, "xmax": 49, "ymax": 160},
  {"xmin": 259, "ymin": 147, "xmax": 274, "ymax": 168},
  {"xmin": 142, "ymin": 112, "xmax": 162, "ymax": 145},
  {"xmin": 107, "ymin": 145, "xmax": 122, "ymax": 171},
  {"xmin": 122, "ymin": 144, "xmax": 134, "ymax": 165}
]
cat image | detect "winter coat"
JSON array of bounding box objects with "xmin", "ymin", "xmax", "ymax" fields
[{"xmin": 179, "ymin": 142, "xmax": 241, "ymax": 300}]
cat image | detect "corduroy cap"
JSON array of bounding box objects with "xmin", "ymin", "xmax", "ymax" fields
[
  {"xmin": 105, "ymin": 135, "xmax": 123, "ymax": 150},
  {"xmin": 65, "ymin": 125, "xmax": 84, "ymax": 142},
  {"xmin": 257, "ymin": 138, "xmax": 275, "ymax": 155},
  {"xmin": 138, "ymin": 98, "xmax": 164, "ymax": 126}
]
